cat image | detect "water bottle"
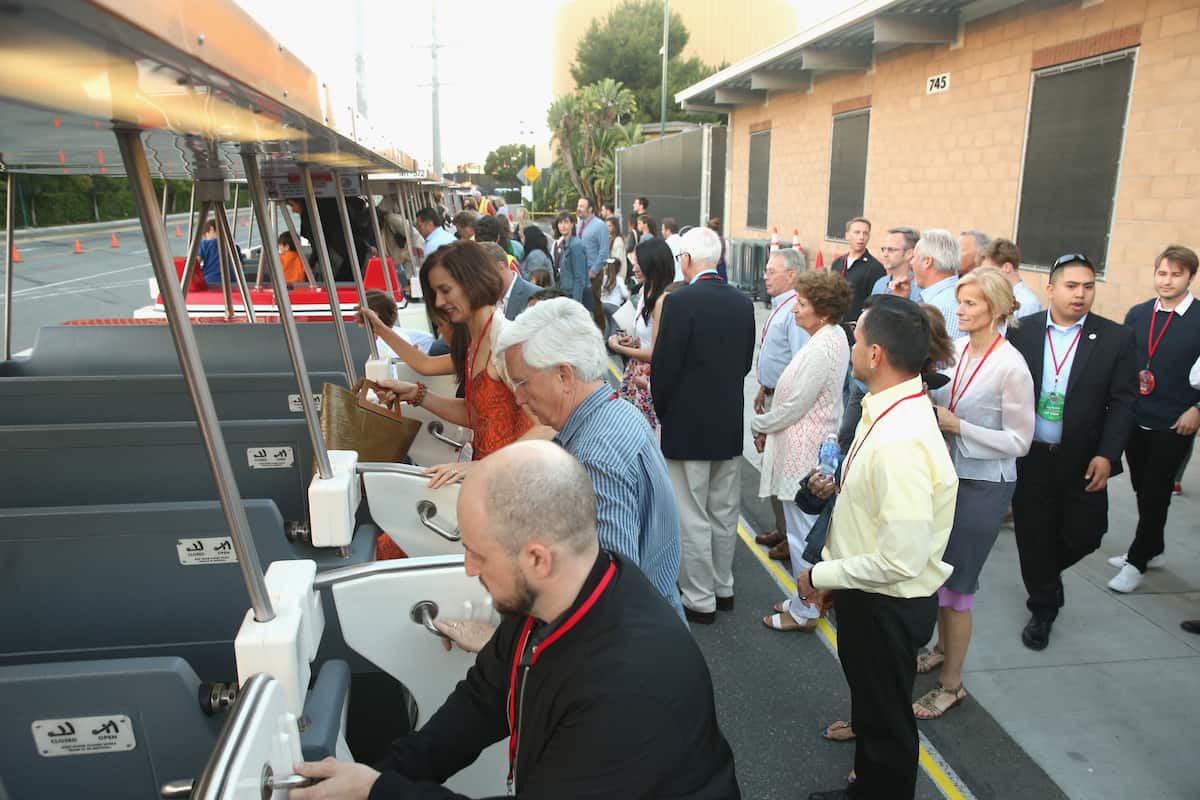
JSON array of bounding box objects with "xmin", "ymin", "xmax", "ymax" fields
[{"xmin": 816, "ymin": 434, "xmax": 841, "ymax": 480}]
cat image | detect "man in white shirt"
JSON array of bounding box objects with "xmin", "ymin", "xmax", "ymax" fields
[
  {"xmin": 414, "ymin": 207, "xmax": 454, "ymax": 259},
  {"xmin": 980, "ymin": 238, "xmax": 1042, "ymax": 319},
  {"xmin": 752, "ymin": 249, "xmax": 810, "ymax": 559},
  {"xmin": 872, "ymin": 226, "xmax": 923, "ymax": 302},
  {"xmin": 912, "ymin": 229, "xmax": 963, "ymax": 338},
  {"xmin": 662, "ymin": 218, "xmax": 684, "ymax": 281}
]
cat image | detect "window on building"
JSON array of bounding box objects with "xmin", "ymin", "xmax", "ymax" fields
[
  {"xmin": 1016, "ymin": 51, "xmax": 1135, "ymax": 274},
  {"xmin": 747, "ymin": 130, "xmax": 770, "ymax": 230},
  {"xmin": 826, "ymin": 109, "xmax": 870, "ymax": 241}
]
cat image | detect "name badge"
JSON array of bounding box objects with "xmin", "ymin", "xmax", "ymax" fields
[{"xmin": 1037, "ymin": 391, "xmax": 1064, "ymax": 422}]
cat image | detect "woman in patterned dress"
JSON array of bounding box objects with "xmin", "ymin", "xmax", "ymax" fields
[{"xmin": 607, "ymin": 238, "xmax": 676, "ymax": 430}]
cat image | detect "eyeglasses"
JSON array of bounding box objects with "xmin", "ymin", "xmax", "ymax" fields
[{"xmin": 1050, "ymin": 253, "xmax": 1094, "ymax": 273}]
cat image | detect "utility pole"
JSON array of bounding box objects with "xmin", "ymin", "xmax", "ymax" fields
[
  {"xmin": 660, "ymin": 0, "xmax": 670, "ymax": 138},
  {"xmin": 430, "ymin": 0, "xmax": 443, "ymax": 177}
]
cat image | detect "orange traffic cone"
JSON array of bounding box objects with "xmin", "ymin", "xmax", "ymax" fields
[
  {"xmin": 769, "ymin": 226, "xmax": 780, "ymax": 253},
  {"xmin": 175, "ymin": 225, "xmax": 183, "ymax": 238},
  {"xmin": 239, "ymin": 216, "xmax": 246, "ymax": 226},
  {"xmin": 73, "ymin": 239, "xmax": 83, "ymax": 254},
  {"xmin": 11, "ymin": 245, "xmax": 21, "ymax": 263},
  {"xmin": 815, "ymin": 251, "xmax": 824, "ymax": 270},
  {"xmin": 791, "ymin": 229, "xmax": 801, "ymax": 250},
  {"xmin": 111, "ymin": 232, "xmax": 119, "ymax": 248}
]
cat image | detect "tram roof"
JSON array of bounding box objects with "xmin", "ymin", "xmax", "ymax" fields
[
  {"xmin": 0, "ymin": 0, "xmax": 416, "ymax": 179},
  {"xmin": 674, "ymin": 0, "xmax": 1025, "ymax": 110}
]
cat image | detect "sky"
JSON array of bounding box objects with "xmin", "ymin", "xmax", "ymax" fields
[{"xmin": 235, "ymin": 0, "xmax": 850, "ymax": 172}]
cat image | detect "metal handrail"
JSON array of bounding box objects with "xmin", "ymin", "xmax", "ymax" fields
[
  {"xmin": 300, "ymin": 165, "xmax": 356, "ymax": 385},
  {"xmin": 332, "ymin": 173, "xmax": 378, "ymax": 360},
  {"xmin": 418, "ymin": 500, "xmax": 461, "ymax": 542},
  {"xmin": 187, "ymin": 673, "xmax": 273, "ymax": 800},
  {"xmin": 313, "ymin": 553, "xmax": 463, "ymax": 589}
]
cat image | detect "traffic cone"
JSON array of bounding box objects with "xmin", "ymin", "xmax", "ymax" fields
[
  {"xmin": 769, "ymin": 227, "xmax": 780, "ymax": 253},
  {"xmin": 73, "ymin": 239, "xmax": 83, "ymax": 254},
  {"xmin": 175, "ymin": 225, "xmax": 183, "ymax": 238},
  {"xmin": 815, "ymin": 251, "xmax": 824, "ymax": 270},
  {"xmin": 239, "ymin": 216, "xmax": 246, "ymax": 226},
  {"xmin": 111, "ymin": 232, "xmax": 119, "ymax": 248},
  {"xmin": 11, "ymin": 245, "xmax": 21, "ymax": 263},
  {"xmin": 791, "ymin": 229, "xmax": 801, "ymax": 250}
]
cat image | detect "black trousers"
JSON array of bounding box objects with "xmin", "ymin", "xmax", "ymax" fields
[
  {"xmin": 1124, "ymin": 426, "xmax": 1194, "ymax": 571},
  {"xmin": 834, "ymin": 589, "xmax": 937, "ymax": 800},
  {"xmin": 1012, "ymin": 444, "xmax": 1109, "ymax": 620}
]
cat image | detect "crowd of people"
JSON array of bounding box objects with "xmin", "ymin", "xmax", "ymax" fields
[{"xmin": 298, "ymin": 194, "xmax": 1198, "ymax": 799}]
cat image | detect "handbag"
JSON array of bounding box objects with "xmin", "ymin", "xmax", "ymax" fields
[{"xmin": 320, "ymin": 378, "xmax": 421, "ymax": 464}]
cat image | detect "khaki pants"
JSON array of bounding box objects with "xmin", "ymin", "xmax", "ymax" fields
[{"xmin": 668, "ymin": 458, "xmax": 741, "ymax": 613}]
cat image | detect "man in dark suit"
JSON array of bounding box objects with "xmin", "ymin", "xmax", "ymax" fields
[
  {"xmin": 652, "ymin": 227, "xmax": 755, "ymax": 624},
  {"xmin": 1007, "ymin": 253, "xmax": 1137, "ymax": 650},
  {"xmin": 479, "ymin": 242, "xmax": 537, "ymax": 320},
  {"xmin": 831, "ymin": 217, "xmax": 885, "ymax": 324}
]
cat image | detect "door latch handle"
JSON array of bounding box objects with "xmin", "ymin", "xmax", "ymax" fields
[
  {"xmin": 428, "ymin": 420, "xmax": 466, "ymax": 450},
  {"xmin": 411, "ymin": 600, "xmax": 447, "ymax": 638},
  {"xmin": 417, "ymin": 500, "xmax": 461, "ymax": 542}
]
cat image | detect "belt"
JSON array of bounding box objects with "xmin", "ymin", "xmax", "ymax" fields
[{"xmin": 1030, "ymin": 441, "xmax": 1061, "ymax": 453}]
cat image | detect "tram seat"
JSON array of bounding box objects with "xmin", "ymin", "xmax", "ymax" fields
[
  {"xmin": 0, "ymin": 321, "xmax": 370, "ymax": 377},
  {"xmin": 0, "ymin": 657, "xmax": 221, "ymax": 800},
  {"xmin": 0, "ymin": 499, "xmax": 374, "ymax": 680},
  {"xmin": 0, "ymin": 418, "xmax": 316, "ymax": 524},
  {"xmin": 0, "ymin": 371, "xmax": 347, "ymax": 425}
]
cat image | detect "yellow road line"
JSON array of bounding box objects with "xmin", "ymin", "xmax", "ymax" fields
[
  {"xmin": 607, "ymin": 359, "xmax": 623, "ymax": 381},
  {"xmin": 735, "ymin": 521, "xmax": 969, "ymax": 800}
]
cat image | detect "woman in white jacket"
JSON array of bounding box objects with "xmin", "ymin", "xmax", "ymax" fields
[{"xmin": 752, "ymin": 270, "xmax": 852, "ymax": 632}]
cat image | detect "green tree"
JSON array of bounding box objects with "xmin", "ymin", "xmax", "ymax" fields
[
  {"xmin": 483, "ymin": 144, "xmax": 536, "ymax": 186},
  {"xmin": 570, "ymin": 0, "xmax": 721, "ymax": 123},
  {"xmin": 547, "ymin": 79, "xmax": 639, "ymax": 209}
]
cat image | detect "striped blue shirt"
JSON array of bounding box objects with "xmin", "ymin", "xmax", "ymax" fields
[{"xmin": 556, "ymin": 385, "xmax": 685, "ymax": 620}]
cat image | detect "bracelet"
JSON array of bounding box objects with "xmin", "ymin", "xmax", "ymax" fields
[{"xmin": 412, "ymin": 382, "xmax": 427, "ymax": 408}]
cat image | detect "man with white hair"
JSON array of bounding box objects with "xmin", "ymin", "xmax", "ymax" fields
[
  {"xmin": 652, "ymin": 227, "xmax": 756, "ymax": 624},
  {"xmin": 495, "ymin": 298, "xmax": 685, "ymax": 619},
  {"xmin": 959, "ymin": 229, "xmax": 991, "ymax": 276},
  {"xmin": 912, "ymin": 229, "xmax": 963, "ymax": 338}
]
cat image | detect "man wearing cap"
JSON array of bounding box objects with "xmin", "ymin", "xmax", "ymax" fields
[{"xmin": 1007, "ymin": 254, "xmax": 1137, "ymax": 650}]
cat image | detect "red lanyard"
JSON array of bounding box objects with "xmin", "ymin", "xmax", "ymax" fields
[
  {"xmin": 1146, "ymin": 306, "xmax": 1175, "ymax": 368},
  {"xmin": 760, "ymin": 291, "xmax": 796, "ymax": 345},
  {"xmin": 839, "ymin": 389, "xmax": 927, "ymax": 491},
  {"xmin": 507, "ymin": 561, "xmax": 617, "ymax": 787},
  {"xmin": 948, "ymin": 334, "xmax": 1003, "ymax": 413},
  {"xmin": 464, "ymin": 312, "xmax": 496, "ymax": 425},
  {"xmin": 1045, "ymin": 325, "xmax": 1083, "ymax": 388}
]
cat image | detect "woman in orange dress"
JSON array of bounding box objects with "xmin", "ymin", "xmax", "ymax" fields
[{"xmin": 375, "ymin": 240, "xmax": 550, "ymax": 486}]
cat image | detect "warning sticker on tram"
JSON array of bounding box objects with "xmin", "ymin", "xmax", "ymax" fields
[
  {"xmin": 176, "ymin": 537, "xmax": 238, "ymax": 566},
  {"xmin": 288, "ymin": 394, "xmax": 323, "ymax": 413},
  {"xmin": 33, "ymin": 715, "xmax": 136, "ymax": 757},
  {"xmin": 247, "ymin": 446, "xmax": 295, "ymax": 469}
]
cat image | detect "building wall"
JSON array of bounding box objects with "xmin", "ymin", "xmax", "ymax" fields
[{"xmin": 725, "ymin": 0, "xmax": 1200, "ymax": 318}]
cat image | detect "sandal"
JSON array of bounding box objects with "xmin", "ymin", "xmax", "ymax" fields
[
  {"xmin": 913, "ymin": 683, "xmax": 967, "ymax": 719},
  {"xmin": 916, "ymin": 647, "xmax": 945, "ymax": 673},
  {"xmin": 821, "ymin": 720, "xmax": 856, "ymax": 742},
  {"xmin": 768, "ymin": 541, "xmax": 790, "ymax": 561},
  {"xmin": 772, "ymin": 598, "xmax": 792, "ymax": 614},
  {"xmin": 756, "ymin": 529, "xmax": 785, "ymax": 546},
  {"xmin": 762, "ymin": 613, "xmax": 817, "ymax": 632}
]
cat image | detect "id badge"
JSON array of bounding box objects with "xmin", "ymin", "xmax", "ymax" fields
[
  {"xmin": 1037, "ymin": 391, "xmax": 1064, "ymax": 421},
  {"xmin": 1138, "ymin": 369, "xmax": 1156, "ymax": 396}
]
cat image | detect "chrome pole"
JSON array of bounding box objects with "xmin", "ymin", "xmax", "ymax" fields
[
  {"xmin": 242, "ymin": 150, "xmax": 334, "ymax": 480},
  {"xmin": 215, "ymin": 204, "xmax": 235, "ymax": 320},
  {"xmin": 160, "ymin": 178, "xmax": 169, "ymax": 223},
  {"xmin": 230, "ymin": 184, "xmax": 239, "ymax": 231},
  {"xmin": 3, "ymin": 169, "xmax": 14, "ymax": 360},
  {"xmin": 244, "ymin": 193, "xmax": 255, "ymax": 253},
  {"xmin": 185, "ymin": 183, "xmax": 196, "ymax": 245},
  {"xmin": 116, "ymin": 128, "xmax": 274, "ymax": 623},
  {"xmin": 299, "ymin": 165, "xmax": 356, "ymax": 384},
  {"xmin": 333, "ymin": 173, "xmax": 378, "ymax": 360},
  {"xmin": 363, "ymin": 174, "xmax": 396, "ymax": 297},
  {"xmin": 279, "ymin": 199, "xmax": 307, "ymax": 286},
  {"xmin": 214, "ymin": 202, "xmax": 257, "ymax": 323},
  {"xmin": 253, "ymin": 199, "xmax": 268, "ymax": 289},
  {"xmin": 179, "ymin": 201, "xmax": 211, "ymax": 296}
]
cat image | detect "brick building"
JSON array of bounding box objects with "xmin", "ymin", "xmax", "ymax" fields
[{"xmin": 676, "ymin": 0, "xmax": 1200, "ymax": 317}]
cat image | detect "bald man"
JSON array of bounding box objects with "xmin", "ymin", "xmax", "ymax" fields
[{"xmin": 293, "ymin": 442, "xmax": 739, "ymax": 800}]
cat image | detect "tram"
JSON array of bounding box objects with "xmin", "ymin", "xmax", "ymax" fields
[{"xmin": 0, "ymin": 1, "xmax": 500, "ymax": 797}]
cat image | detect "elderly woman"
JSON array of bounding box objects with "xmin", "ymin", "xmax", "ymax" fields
[
  {"xmin": 913, "ymin": 266, "xmax": 1034, "ymax": 718},
  {"xmin": 752, "ymin": 270, "xmax": 852, "ymax": 632}
]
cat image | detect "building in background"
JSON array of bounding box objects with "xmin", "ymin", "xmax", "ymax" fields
[{"xmin": 677, "ymin": 0, "xmax": 1200, "ymax": 319}]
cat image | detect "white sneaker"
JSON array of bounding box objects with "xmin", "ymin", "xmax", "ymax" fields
[
  {"xmin": 1106, "ymin": 553, "xmax": 1165, "ymax": 569},
  {"xmin": 1107, "ymin": 564, "xmax": 1144, "ymax": 593}
]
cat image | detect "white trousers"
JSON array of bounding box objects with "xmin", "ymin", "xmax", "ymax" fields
[
  {"xmin": 668, "ymin": 458, "xmax": 741, "ymax": 613},
  {"xmin": 783, "ymin": 501, "xmax": 820, "ymax": 623}
]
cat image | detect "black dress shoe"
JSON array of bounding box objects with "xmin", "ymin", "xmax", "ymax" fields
[
  {"xmin": 807, "ymin": 789, "xmax": 850, "ymax": 799},
  {"xmin": 1181, "ymin": 619, "xmax": 1200, "ymax": 634},
  {"xmin": 716, "ymin": 595, "xmax": 735, "ymax": 611},
  {"xmin": 1022, "ymin": 616, "xmax": 1053, "ymax": 650},
  {"xmin": 684, "ymin": 606, "xmax": 717, "ymax": 625}
]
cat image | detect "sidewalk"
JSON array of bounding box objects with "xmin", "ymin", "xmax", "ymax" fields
[{"xmin": 740, "ymin": 304, "xmax": 1199, "ymax": 800}]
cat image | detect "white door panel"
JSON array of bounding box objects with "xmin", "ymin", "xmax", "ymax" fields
[
  {"xmin": 400, "ymin": 404, "xmax": 472, "ymax": 467},
  {"xmin": 362, "ymin": 471, "xmax": 462, "ymax": 557},
  {"xmin": 327, "ymin": 557, "xmax": 506, "ymax": 797}
]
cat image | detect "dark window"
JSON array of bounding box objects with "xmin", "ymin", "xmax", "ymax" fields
[
  {"xmin": 826, "ymin": 110, "xmax": 870, "ymax": 241},
  {"xmin": 1016, "ymin": 52, "xmax": 1135, "ymax": 274},
  {"xmin": 747, "ymin": 130, "xmax": 771, "ymax": 229}
]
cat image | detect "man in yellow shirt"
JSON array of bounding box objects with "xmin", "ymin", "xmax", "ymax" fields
[{"xmin": 799, "ymin": 294, "xmax": 957, "ymax": 800}]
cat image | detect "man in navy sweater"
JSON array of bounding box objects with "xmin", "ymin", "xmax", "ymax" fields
[{"xmin": 1108, "ymin": 245, "xmax": 1200, "ymax": 593}]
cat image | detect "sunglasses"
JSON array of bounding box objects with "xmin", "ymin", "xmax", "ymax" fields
[{"xmin": 1050, "ymin": 252, "xmax": 1094, "ymax": 273}]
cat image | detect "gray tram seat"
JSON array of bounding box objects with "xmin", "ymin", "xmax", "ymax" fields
[
  {"xmin": 0, "ymin": 418, "xmax": 315, "ymax": 524},
  {"xmin": 0, "ymin": 500, "xmax": 375, "ymax": 680},
  {"xmin": 0, "ymin": 657, "xmax": 221, "ymax": 800},
  {"xmin": 0, "ymin": 371, "xmax": 347, "ymax": 425},
  {"xmin": 0, "ymin": 656, "xmax": 351, "ymax": 800},
  {"xmin": 0, "ymin": 321, "xmax": 370, "ymax": 377}
]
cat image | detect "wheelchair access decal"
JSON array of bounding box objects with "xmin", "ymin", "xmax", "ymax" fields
[
  {"xmin": 176, "ymin": 536, "xmax": 238, "ymax": 566},
  {"xmin": 33, "ymin": 715, "xmax": 136, "ymax": 757}
]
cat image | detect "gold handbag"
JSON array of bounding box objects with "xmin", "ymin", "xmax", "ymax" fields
[{"xmin": 320, "ymin": 379, "xmax": 421, "ymax": 463}]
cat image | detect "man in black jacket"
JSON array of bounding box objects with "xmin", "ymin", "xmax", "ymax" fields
[
  {"xmin": 651, "ymin": 227, "xmax": 756, "ymax": 624},
  {"xmin": 1007, "ymin": 254, "xmax": 1137, "ymax": 650},
  {"xmin": 292, "ymin": 441, "xmax": 739, "ymax": 799},
  {"xmin": 830, "ymin": 217, "xmax": 885, "ymax": 324}
]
